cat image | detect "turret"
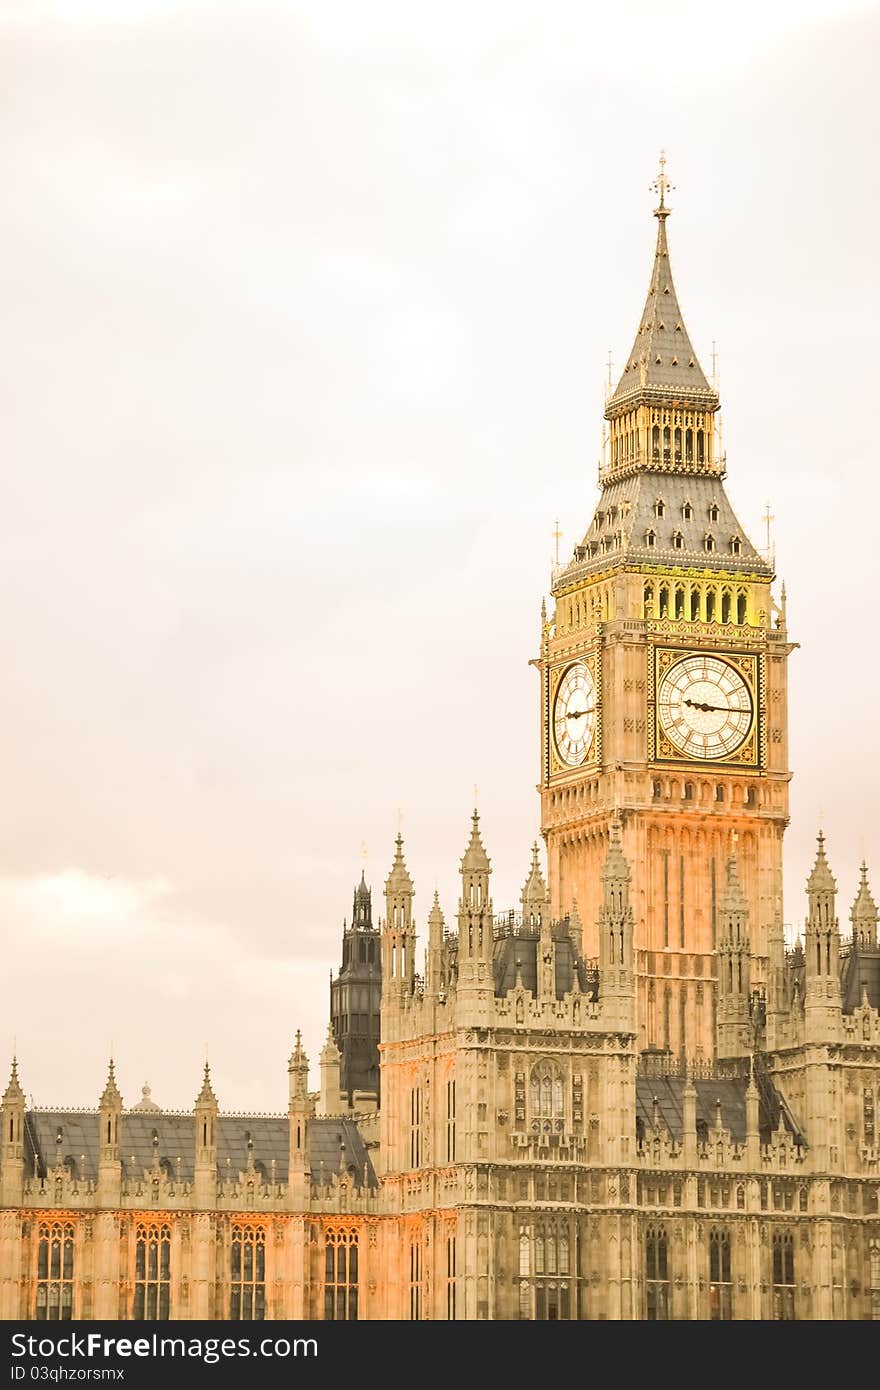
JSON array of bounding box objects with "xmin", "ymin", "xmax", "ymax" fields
[
  {"xmin": 803, "ymin": 831, "xmax": 841, "ymax": 1039},
  {"xmin": 597, "ymin": 818, "xmax": 635, "ymax": 1026},
  {"xmin": 288, "ymin": 1030, "xmax": 311, "ymax": 1201},
  {"xmin": 97, "ymin": 1059, "xmax": 122, "ymax": 1201},
  {"xmin": 382, "ymin": 834, "xmax": 415, "ymax": 994},
  {"xmin": 317, "ymin": 1026, "xmax": 342, "ymax": 1117},
  {"xmin": 1, "ymin": 1057, "xmax": 26, "ymax": 1205},
  {"xmin": 851, "ymin": 863, "xmax": 878, "ymax": 948},
  {"xmin": 457, "ymin": 810, "xmax": 493, "ymax": 994},
  {"xmin": 522, "ymin": 845, "xmax": 554, "ymax": 1000},
  {"xmin": 427, "ymin": 890, "xmax": 446, "ymax": 997},
  {"xmin": 716, "ymin": 852, "xmax": 752, "ymax": 1059},
  {"xmin": 194, "ymin": 1063, "xmax": 218, "ymax": 1201}
]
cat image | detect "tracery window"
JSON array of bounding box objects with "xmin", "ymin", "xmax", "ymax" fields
[
  {"xmin": 709, "ymin": 1229, "xmax": 732, "ymax": 1320},
  {"xmin": 133, "ymin": 1223, "xmax": 171, "ymax": 1320},
  {"xmin": 865, "ymin": 1088, "xmax": 876, "ymax": 1146},
  {"xmin": 772, "ymin": 1232, "xmax": 795, "ymax": 1320},
  {"xmin": 35, "ymin": 1221, "xmax": 75, "ymax": 1321},
  {"xmin": 645, "ymin": 1228, "xmax": 670, "ymax": 1320},
  {"xmin": 530, "ymin": 1067, "xmax": 564, "ymax": 1130},
  {"xmin": 324, "ymin": 1228, "xmax": 358, "ymax": 1321},
  {"xmin": 409, "ymin": 1239, "xmax": 422, "ymax": 1320},
  {"xmin": 446, "ymin": 1078, "xmax": 456, "ymax": 1162},
  {"xmin": 230, "ymin": 1224, "xmax": 266, "ymax": 1321},
  {"xmin": 518, "ymin": 1222, "xmax": 572, "ymax": 1319},
  {"xmin": 446, "ymin": 1230, "xmax": 457, "ymax": 1320}
]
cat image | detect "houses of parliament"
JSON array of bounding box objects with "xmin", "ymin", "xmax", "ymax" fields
[{"xmin": 2, "ymin": 166, "xmax": 879, "ymax": 1322}]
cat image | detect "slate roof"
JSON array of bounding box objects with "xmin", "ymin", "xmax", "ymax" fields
[
  {"xmin": 554, "ymin": 469, "xmax": 771, "ymax": 589},
  {"xmin": 635, "ymin": 1074, "xmax": 800, "ymax": 1146},
  {"xmin": 24, "ymin": 1112, "xmax": 377, "ymax": 1188},
  {"xmin": 607, "ymin": 210, "xmax": 718, "ymax": 412},
  {"xmin": 492, "ymin": 928, "xmax": 596, "ymax": 1000},
  {"xmin": 841, "ymin": 945, "xmax": 880, "ymax": 1014}
]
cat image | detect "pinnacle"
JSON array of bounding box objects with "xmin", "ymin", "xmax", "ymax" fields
[
  {"xmin": 320, "ymin": 1024, "xmax": 341, "ymax": 1063},
  {"xmin": 521, "ymin": 842, "xmax": 547, "ymax": 906},
  {"xmin": 460, "ymin": 809, "xmax": 490, "ymax": 874},
  {"xmin": 851, "ymin": 861, "xmax": 878, "ymax": 936},
  {"xmin": 807, "ymin": 829, "xmax": 836, "ymax": 893},
  {"xmin": 385, "ymin": 833, "xmax": 414, "ymax": 894},
  {"xmin": 428, "ymin": 891, "xmax": 444, "ymax": 929},
  {"xmin": 600, "ymin": 817, "xmax": 631, "ymax": 883},
  {"xmin": 196, "ymin": 1061, "xmax": 217, "ymax": 1106},
  {"xmin": 3, "ymin": 1055, "xmax": 24, "ymax": 1105},
  {"xmin": 288, "ymin": 1029, "xmax": 308, "ymax": 1071},
  {"xmin": 100, "ymin": 1058, "xmax": 122, "ymax": 1109},
  {"xmin": 719, "ymin": 851, "xmax": 747, "ymax": 912}
]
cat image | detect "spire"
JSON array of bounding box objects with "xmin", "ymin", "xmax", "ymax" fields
[
  {"xmin": 719, "ymin": 850, "xmax": 748, "ymax": 916},
  {"xmin": 428, "ymin": 890, "xmax": 444, "ymax": 933},
  {"xmin": 600, "ymin": 814, "xmax": 631, "ymax": 889},
  {"xmin": 851, "ymin": 862, "xmax": 878, "ymax": 946},
  {"xmin": 385, "ymin": 833, "xmax": 414, "ymax": 895},
  {"xmin": 607, "ymin": 154, "xmax": 717, "ymax": 415},
  {"xmin": 288, "ymin": 1028, "xmax": 307, "ymax": 1071},
  {"xmin": 3, "ymin": 1057, "xmax": 24, "ymax": 1105},
  {"xmin": 352, "ymin": 869, "xmax": 372, "ymax": 927},
  {"xmin": 320, "ymin": 1023, "xmax": 341, "ymax": 1066},
  {"xmin": 460, "ymin": 810, "xmax": 490, "ymax": 875},
  {"xmin": 807, "ymin": 830, "xmax": 836, "ymax": 894},
  {"xmin": 521, "ymin": 843, "xmax": 548, "ymax": 923},
  {"xmin": 196, "ymin": 1062, "xmax": 217, "ymax": 1107},
  {"xmin": 100, "ymin": 1059, "xmax": 122, "ymax": 1108}
]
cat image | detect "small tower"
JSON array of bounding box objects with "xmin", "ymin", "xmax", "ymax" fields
[
  {"xmin": 97, "ymin": 1059, "xmax": 122, "ymax": 1202},
  {"xmin": 288, "ymin": 1030, "xmax": 311, "ymax": 1202},
  {"xmin": 194, "ymin": 1063, "xmax": 218, "ymax": 1201},
  {"xmin": 597, "ymin": 818, "xmax": 635, "ymax": 1028},
  {"xmin": 851, "ymin": 863, "xmax": 878, "ymax": 948},
  {"xmin": 426, "ymin": 890, "xmax": 446, "ymax": 997},
  {"xmin": 1, "ymin": 1057, "xmax": 26, "ymax": 1205},
  {"xmin": 317, "ymin": 1025, "xmax": 342, "ymax": 1117},
  {"xmin": 765, "ymin": 906, "xmax": 788, "ymax": 1049},
  {"xmin": 523, "ymin": 844, "xmax": 554, "ymax": 1000},
  {"xmin": 804, "ymin": 831, "xmax": 842, "ymax": 1039},
  {"xmin": 457, "ymin": 810, "xmax": 493, "ymax": 996},
  {"xmin": 382, "ymin": 835, "xmax": 416, "ymax": 996},
  {"xmin": 331, "ymin": 867, "xmax": 381, "ymax": 1104},
  {"xmin": 715, "ymin": 852, "xmax": 752, "ymax": 1059}
]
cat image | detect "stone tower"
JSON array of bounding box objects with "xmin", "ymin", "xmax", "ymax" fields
[
  {"xmin": 330, "ymin": 869, "xmax": 381, "ymax": 1105},
  {"xmin": 537, "ymin": 159, "xmax": 792, "ymax": 1061}
]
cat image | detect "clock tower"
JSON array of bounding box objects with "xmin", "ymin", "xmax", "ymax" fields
[{"xmin": 538, "ymin": 160, "xmax": 793, "ymax": 1061}]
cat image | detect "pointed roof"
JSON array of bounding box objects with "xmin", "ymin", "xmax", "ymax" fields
[
  {"xmin": 288, "ymin": 1028, "xmax": 308, "ymax": 1072},
  {"xmin": 428, "ymin": 889, "xmax": 445, "ymax": 935},
  {"xmin": 320, "ymin": 1024, "xmax": 341, "ymax": 1066},
  {"xmin": 3, "ymin": 1056, "xmax": 24, "ymax": 1106},
  {"xmin": 351, "ymin": 870, "xmax": 372, "ymax": 926},
  {"xmin": 385, "ymin": 833, "xmax": 414, "ymax": 896},
  {"xmin": 100, "ymin": 1058, "xmax": 122, "ymax": 1109},
  {"xmin": 807, "ymin": 830, "xmax": 836, "ymax": 894},
  {"xmin": 521, "ymin": 843, "xmax": 548, "ymax": 906},
  {"xmin": 460, "ymin": 809, "xmax": 490, "ymax": 875},
  {"xmin": 607, "ymin": 180, "xmax": 717, "ymax": 414},
  {"xmin": 851, "ymin": 862, "xmax": 878, "ymax": 935},
  {"xmin": 196, "ymin": 1062, "xmax": 217, "ymax": 1107}
]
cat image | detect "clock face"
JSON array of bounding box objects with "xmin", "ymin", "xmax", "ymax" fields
[
  {"xmin": 657, "ymin": 654, "xmax": 753, "ymax": 761},
  {"xmin": 553, "ymin": 662, "xmax": 596, "ymax": 767}
]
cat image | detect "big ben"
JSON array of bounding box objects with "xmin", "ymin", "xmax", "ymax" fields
[{"xmin": 538, "ymin": 157, "xmax": 793, "ymax": 1062}]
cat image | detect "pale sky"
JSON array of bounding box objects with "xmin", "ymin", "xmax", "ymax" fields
[{"xmin": 2, "ymin": 0, "xmax": 878, "ymax": 1111}]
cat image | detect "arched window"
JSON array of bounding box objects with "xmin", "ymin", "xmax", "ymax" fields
[
  {"xmin": 690, "ymin": 589, "xmax": 700, "ymax": 621},
  {"xmin": 708, "ymin": 503, "xmax": 719, "ymax": 522},
  {"xmin": 746, "ymin": 787, "xmax": 756, "ymax": 808},
  {"xmin": 652, "ymin": 425, "xmax": 660, "ymax": 460},
  {"xmin": 133, "ymin": 1224, "xmax": 171, "ymax": 1320},
  {"xmin": 672, "ymin": 530, "xmax": 684, "ymax": 551},
  {"xmin": 715, "ymin": 785, "xmax": 725, "ymax": 802},
  {"xmin": 721, "ymin": 591, "xmax": 731, "ymax": 623},
  {"xmin": 324, "ymin": 1228, "xmax": 359, "ymax": 1321},
  {"xmin": 531, "ymin": 1067, "xmax": 564, "ymax": 1122},
  {"xmin": 654, "ymin": 497, "xmax": 665, "ymax": 518},
  {"xmin": 659, "ymin": 585, "xmax": 669, "ymax": 619},
  {"xmin": 731, "ymin": 535, "xmax": 742, "ymax": 556},
  {"xmin": 685, "ymin": 427, "xmax": 693, "ymax": 462},
  {"xmin": 772, "ymin": 1233, "xmax": 795, "ymax": 1320},
  {"xmin": 663, "ymin": 426, "xmax": 671, "ymax": 461},
  {"xmin": 646, "ymin": 529, "xmax": 656, "ymax": 549},
  {"xmin": 696, "ymin": 430, "xmax": 705, "ymax": 463},
  {"xmin": 644, "ymin": 583, "xmax": 654, "ymax": 618},
  {"xmin": 652, "ymin": 780, "xmax": 661, "ymax": 800},
  {"xmin": 704, "ymin": 533, "xmax": 716, "ymax": 553},
  {"xmin": 682, "ymin": 500, "xmax": 693, "ymax": 520},
  {"xmin": 645, "ymin": 1229, "xmax": 670, "ymax": 1320},
  {"xmin": 684, "ymin": 783, "xmax": 694, "ymax": 801},
  {"xmin": 709, "ymin": 1230, "xmax": 732, "ymax": 1320},
  {"xmin": 675, "ymin": 586, "xmax": 685, "ymax": 619},
  {"xmin": 231, "ymin": 1225, "xmax": 266, "ymax": 1321},
  {"xmin": 35, "ymin": 1222, "xmax": 75, "ymax": 1322},
  {"xmin": 706, "ymin": 591, "xmax": 716, "ymax": 622},
  {"xmin": 674, "ymin": 427, "xmax": 682, "ymax": 462}
]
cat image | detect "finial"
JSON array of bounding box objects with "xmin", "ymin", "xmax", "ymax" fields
[
  {"xmin": 552, "ymin": 519, "xmax": 562, "ymax": 568},
  {"xmin": 650, "ymin": 148, "xmax": 674, "ymax": 218}
]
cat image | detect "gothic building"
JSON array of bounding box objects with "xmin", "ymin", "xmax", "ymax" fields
[{"xmin": 1, "ymin": 170, "xmax": 879, "ymax": 1321}]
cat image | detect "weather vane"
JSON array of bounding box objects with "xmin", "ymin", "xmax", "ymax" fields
[{"xmin": 651, "ymin": 149, "xmax": 674, "ymax": 213}]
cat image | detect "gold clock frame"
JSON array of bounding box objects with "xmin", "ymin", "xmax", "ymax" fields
[
  {"xmin": 547, "ymin": 650, "xmax": 602, "ymax": 780},
  {"xmin": 649, "ymin": 646, "xmax": 761, "ymax": 768}
]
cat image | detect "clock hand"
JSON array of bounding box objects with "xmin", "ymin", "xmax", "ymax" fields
[
  {"xmin": 684, "ymin": 698, "xmax": 728, "ymax": 713},
  {"xmin": 566, "ymin": 707, "xmax": 590, "ymax": 720}
]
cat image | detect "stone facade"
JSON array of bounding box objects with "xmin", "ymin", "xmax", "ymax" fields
[{"xmin": 1, "ymin": 182, "xmax": 879, "ymax": 1321}]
